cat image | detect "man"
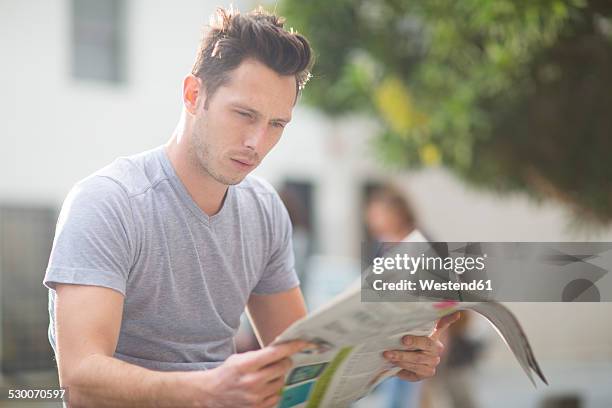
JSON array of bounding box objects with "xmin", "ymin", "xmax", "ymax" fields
[{"xmin": 44, "ymin": 7, "xmax": 457, "ymax": 407}]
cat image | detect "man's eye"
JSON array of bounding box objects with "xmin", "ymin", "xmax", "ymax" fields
[
  {"xmin": 236, "ymin": 111, "xmax": 252, "ymax": 119},
  {"xmin": 271, "ymin": 122, "xmax": 285, "ymax": 129}
]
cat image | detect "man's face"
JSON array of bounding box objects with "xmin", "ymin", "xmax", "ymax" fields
[{"xmin": 189, "ymin": 58, "xmax": 296, "ymax": 185}]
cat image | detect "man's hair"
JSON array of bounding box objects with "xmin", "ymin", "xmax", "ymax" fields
[{"xmin": 192, "ymin": 6, "xmax": 314, "ymax": 103}]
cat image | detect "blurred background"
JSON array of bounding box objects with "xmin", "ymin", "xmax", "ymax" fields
[{"xmin": 1, "ymin": 0, "xmax": 612, "ymax": 407}]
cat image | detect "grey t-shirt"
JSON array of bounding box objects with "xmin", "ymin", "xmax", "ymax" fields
[{"xmin": 43, "ymin": 146, "xmax": 299, "ymax": 371}]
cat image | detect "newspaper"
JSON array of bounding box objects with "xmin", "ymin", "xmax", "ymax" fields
[{"xmin": 273, "ymin": 282, "xmax": 547, "ymax": 408}]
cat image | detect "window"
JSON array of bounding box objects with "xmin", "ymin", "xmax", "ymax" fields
[
  {"xmin": 0, "ymin": 205, "xmax": 57, "ymax": 373},
  {"xmin": 279, "ymin": 181, "xmax": 316, "ymax": 279},
  {"xmin": 71, "ymin": 0, "xmax": 126, "ymax": 83}
]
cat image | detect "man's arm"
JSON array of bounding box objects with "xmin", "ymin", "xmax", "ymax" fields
[
  {"xmin": 56, "ymin": 284, "xmax": 307, "ymax": 408},
  {"xmin": 55, "ymin": 284, "xmax": 207, "ymax": 407},
  {"xmin": 246, "ymin": 286, "xmax": 307, "ymax": 346}
]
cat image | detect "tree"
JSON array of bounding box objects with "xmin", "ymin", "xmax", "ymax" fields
[{"xmin": 281, "ymin": 0, "xmax": 612, "ymax": 224}]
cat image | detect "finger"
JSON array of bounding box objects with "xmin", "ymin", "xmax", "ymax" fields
[
  {"xmin": 393, "ymin": 362, "xmax": 436, "ymax": 379},
  {"xmin": 257, "ymin": 357, "xmax": 293, "ymax": 382},
  {"xmin": 240, "ymin": 372, "xmax": 285, "ymax": 404},
  {"xmin": 383, "ymin": 350, "xmax": 441, "ymax": 367},
  {"xmin": 260, "ymin": 376, "xmax": 286, "ymax": 399},
  {"xmin": 396, "ymin": 369, "xmax": 425, "ymax": 382},
  {"xmin": 398, "ymin": 335, "xmax": 444, "ymax": 355},
  {"xmin": 432, "ymin": 312, "xmax": 461, "ymax": 339},
  {"xmin": 258, "ymin": 392, "xmax": 282, "ymax": 408},
  {"xmin": 246, "ymin": 341, "xmax": 310, "ymax": 369}
]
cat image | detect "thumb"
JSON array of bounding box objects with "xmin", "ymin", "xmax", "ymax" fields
[{"xmin": 431, "ymin": 311, "xmax": 461, "ymax": 339}]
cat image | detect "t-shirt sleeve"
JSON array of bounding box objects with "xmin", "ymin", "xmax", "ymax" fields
[
  {"xmin": 252, "ymin": 193, "xmax": 300, "ymax": 295},
  {"xmin": 43, "ymin": 176, "xmax": 135, "ymax": 296}
]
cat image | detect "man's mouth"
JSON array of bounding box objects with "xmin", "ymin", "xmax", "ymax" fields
[{"xmin": 231, "ymin": 158, "xmax": 256, "ymax": 169}]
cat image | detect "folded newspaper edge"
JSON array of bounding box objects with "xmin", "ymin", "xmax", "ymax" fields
[{"xmin": 273, "ymin": 281, "xmax": 547, "ymax": 408}]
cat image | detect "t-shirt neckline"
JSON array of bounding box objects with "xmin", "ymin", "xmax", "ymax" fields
[{"xmin": 155, "ymin": 145, "xmax": 234, "ymax": 226}]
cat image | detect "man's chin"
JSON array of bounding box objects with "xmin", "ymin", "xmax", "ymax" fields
[
  {"xmin": 214, "ymin": 172, "xmax": 248, "ymax": 186},
  {"xmin": 226, "ymin": 177, "xmax": 246, "ymax": 186}
]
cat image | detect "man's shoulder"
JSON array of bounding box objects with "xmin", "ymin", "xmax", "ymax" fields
[
  {"xmin": 236, "ymin": 174, "xmax": 280, "ymax": 201},
  {"xmin": 85, "ymin": 147, "xmax": 167, "ymax": 199},
  {"xmin": 64, "ymin": 172, "xmax": 132, "ymax": 218},
  {"xmin": 234, "ymin": 175, "xmax": 290, "ymax": 226},
  {"xmin": 64, "ymin": 147, "xmax": 167, "ymax": 212}
]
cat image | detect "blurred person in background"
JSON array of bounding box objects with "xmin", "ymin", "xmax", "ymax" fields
[
  {"xmin": 365, "ymin": 184, "xmax": 427, "ymax": 408},
  {"xmin": 365, "ymin": 184, "xmax": 425, "ymax": 245},
  {"xmin": 365, "ymin": 184, "xmax": 482, "ymax": 408},
  {"xmin": 42, "ymin": 7, "xmax": 454, "ymax": 408}
]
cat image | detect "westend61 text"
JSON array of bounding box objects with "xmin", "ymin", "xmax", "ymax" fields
[{"xmin": 372, "ymin": 279, "xmax": 493, "ymax": 292}]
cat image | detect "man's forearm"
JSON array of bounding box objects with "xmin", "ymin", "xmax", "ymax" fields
[{"xmin": 63, "ymin": 354, "xmax": 207, "ymax": 407}]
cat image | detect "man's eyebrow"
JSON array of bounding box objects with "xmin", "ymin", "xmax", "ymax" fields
[{"xmin": 230, "ymin": 103, "xmax": 291, "ymax": 123}]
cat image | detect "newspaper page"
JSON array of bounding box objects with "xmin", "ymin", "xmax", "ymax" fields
[{"xmin": 273, "ymin": 283, "xmax": 547, "ymax": 408}]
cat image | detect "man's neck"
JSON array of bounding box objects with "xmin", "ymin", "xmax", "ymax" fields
[{"xmin": 164, "ymin": 137, "xmax": 228, "ymax": 216}]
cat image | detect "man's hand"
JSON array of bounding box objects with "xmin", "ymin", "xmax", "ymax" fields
[
  {"xmin": 198, "ymin": 340, "xmax": 309, "ymax": 408},
  {"xmin": 383, "ymin": 312, "xmax": 461, "ymax": 382}
]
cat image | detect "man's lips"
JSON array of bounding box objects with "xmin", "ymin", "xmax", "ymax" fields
[{"xmin": 231, "ymin": 158, "xmax": 256, "ymax": 168}]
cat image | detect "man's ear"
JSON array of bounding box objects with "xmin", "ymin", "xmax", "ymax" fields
[{"xmin": 183, "ymin": 74, "xmax": 205, "ymax": 115}]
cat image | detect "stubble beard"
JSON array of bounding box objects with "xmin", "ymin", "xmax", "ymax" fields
[{"xmin": 190, "ymin": 126, "xmax": 244, "ymax": 186}]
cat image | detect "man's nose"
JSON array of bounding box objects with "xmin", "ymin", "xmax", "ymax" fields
[{"xmin": 243, "ymin": 123, "xmax": 267, "ymax": 150}]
